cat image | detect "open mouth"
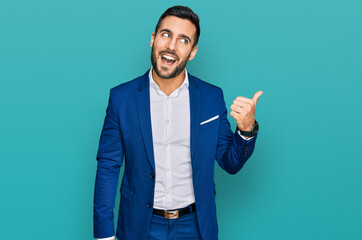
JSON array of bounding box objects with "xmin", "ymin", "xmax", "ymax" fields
[{"xmin": 161, "ymin": 54, "xmax": 177, "ymax": 65}]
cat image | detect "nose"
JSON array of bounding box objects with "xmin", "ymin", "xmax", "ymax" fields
[{"xmin": 166, "ymin": 37, "xmax": 177, "ymax": 51}]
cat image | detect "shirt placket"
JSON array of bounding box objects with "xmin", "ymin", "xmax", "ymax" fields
[{"xmin": 164, "ymin": 95, "xmax": 173, "ymax": 209}]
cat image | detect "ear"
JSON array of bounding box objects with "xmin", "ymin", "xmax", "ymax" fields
[
  {"xmin": 188, "ymin": 45, "xmax": 198, "ymax": 60},
  {"xmin": 150, "ymin": 32, "xmax": 155, "ymax": 48}
]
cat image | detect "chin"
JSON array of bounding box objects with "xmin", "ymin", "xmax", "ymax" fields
[{"xmin": 156, "ymin": 66, "xmax": 174, "ymax": 79}]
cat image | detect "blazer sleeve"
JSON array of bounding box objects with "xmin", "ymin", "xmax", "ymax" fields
[
  {"xmin": 214, "ymin": 88, "xmax": 258, "ymax": 175},
  {"xmin": 93, "ymin": 88, "xmax": 124, "ymax": 238}
]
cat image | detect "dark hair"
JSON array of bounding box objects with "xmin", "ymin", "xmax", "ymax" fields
[{"xmin": 155, "ymin": 6, "xmax": 200, "ymax": 47}]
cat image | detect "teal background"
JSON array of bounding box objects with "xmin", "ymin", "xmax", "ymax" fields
[{"xmin": 1, "ymin": 0, "xmax": 361, "ymax": 239}]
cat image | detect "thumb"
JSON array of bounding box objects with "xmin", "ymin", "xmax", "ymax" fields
[{"xmin": 252, "ymin": 91, "xmax": 263, "ymax": 105}]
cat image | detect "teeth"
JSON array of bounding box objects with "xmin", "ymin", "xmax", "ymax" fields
[{"xmin": 163, "ymin": 55, "xmax": 176, "ymax": 61}]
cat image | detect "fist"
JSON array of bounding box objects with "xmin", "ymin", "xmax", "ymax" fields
[{"xmin": 230, "ymin": 91, "xmax": 263, "ymax": 131}]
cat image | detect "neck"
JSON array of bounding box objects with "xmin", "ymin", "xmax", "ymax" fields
[{"xmin": 151, "ymin": 68, "xmax": 186, "ymax": 96}]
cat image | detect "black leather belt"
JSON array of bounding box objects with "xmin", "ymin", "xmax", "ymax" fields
[{"xmin": 153, "ymin": 203, "xmax": 196, "ymax": 219}]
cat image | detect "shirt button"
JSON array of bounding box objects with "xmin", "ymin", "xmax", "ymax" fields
[
  {"xmin": 166, "ymin": 120, "xmax": 170, "ymax": 124},
  {"xmin": 166, "ymin": 190, "xmax": 169, "ymax": 194},
  {"xmin": 150, "ymin": 173, "xmax": 154, "ymax": 178},
  {"xmin": 165, "ymin": 143, "xmax": 168, "ymax": 147},
  {"xmin": 167, "ymin": 168, "xmax": 170, "ymax": 172},
  {"xmin": 148, "ymin": 202, "xmax": 152, "ymax": 208}
]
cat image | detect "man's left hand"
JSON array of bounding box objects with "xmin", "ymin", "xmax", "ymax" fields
[{"xmin": 230, "ymin": 91, "xmax": 263, "ymax": 131}]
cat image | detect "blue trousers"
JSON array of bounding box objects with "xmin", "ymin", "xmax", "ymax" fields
[{"xmin": 147, "ymin": 212, "xmax": 202, "ymax": 240}]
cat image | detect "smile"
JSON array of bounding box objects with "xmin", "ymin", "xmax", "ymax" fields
[{"xmin": 161, "ymin": 54, "xmax": 177, "ymax": 65}]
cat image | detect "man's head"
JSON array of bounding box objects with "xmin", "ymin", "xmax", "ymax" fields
[
  {"xmin": 150, "ymin": 6, "xmax": 200, "ymax": 79},
  {"xmin": 154, "ymin": 6, "xmax": 200, "ymax": 47}
]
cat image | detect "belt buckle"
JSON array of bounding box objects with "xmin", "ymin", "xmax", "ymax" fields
[{"xmin": 164, "ymin": 210, "xmax": 179, "ymax": 219}]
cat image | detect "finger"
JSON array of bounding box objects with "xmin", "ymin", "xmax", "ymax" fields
[
  {"xmin": 233, "ymin": 99, "xmax": 252, "ymax": 109},
  {"xmin": 230, "ymin": 110, "xmax": 238, "ymax": 119},
  {"xmin": 231, "ymin": 104, "xmax": 247, "ymax": 114},
  {"xmin": 230, "ymin": 110, "xmax": 244, "ymax": 120},
  {"xmin": 252, "ymin": 91, "xmax": 263, "ymax": 105},
  {"xmin": 231, "ymin": 103, "xmax": 251, "ymax": 113},
  {"xmin": 236, "ymin": 96, "xmax": 254, "ymax": 105}
]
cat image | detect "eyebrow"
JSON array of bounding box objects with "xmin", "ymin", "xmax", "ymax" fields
[{"xmin": 159, "ymin": 28, "xmax": 192, "ymax": 43}]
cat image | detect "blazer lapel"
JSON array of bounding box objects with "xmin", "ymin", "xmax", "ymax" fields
[
  {"xmin": 136, "ymin": 70, "xmax": 155, "ymax": 171},
  {"xmin": 189, "ymin": 75, "xmax": 201, "ymax": 166}
]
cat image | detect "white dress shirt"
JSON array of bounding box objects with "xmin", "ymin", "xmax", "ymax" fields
[
  {"xmin": 149, "ymin": 67, "xmax": 195, "ymax": 210},
  {"xmin": 97, "ymin": 68, "xmax": 253, "ymax": 239}
]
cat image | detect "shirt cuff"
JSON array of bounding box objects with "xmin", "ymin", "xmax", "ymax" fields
[
  {"xmin": 237, "ymin": 130, "xmax": 254, "ymax": 141},
  {"xmin": 97, "ymin": 236, "xmax": 115, "ymax": 240}
]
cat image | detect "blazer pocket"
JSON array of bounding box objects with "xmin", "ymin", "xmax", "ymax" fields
[
  {"xmin": 120, "ymin": 185, "xmax": 133, "ymax": 201},
  {"xmin": 200, "ymin": 115, "xmax": 219, "ymax": 127}
]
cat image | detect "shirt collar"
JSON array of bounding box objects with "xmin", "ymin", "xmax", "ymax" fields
[{"xmin": 149, "ymin": 67, "xmax": 189, "ymax": 94}]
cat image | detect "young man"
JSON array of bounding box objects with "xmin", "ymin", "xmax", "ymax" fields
[{"xmin": 94, "ymin": 6, "xmax": 262, "ymax": 240}]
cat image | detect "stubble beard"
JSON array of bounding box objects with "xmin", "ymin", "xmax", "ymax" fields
[{"xmin": 151, "ymin": 44, "xmax": 190, "ymax": 79}]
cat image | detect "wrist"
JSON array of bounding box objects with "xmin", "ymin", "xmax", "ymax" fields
[{"xmin": 237, "ymin": 120, "xmax": 259, "ymax": 137}]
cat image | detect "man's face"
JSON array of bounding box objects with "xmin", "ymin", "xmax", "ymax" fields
[{"xmin": 150, "ymin": 16, "xmax": 198, "ymax": 79}]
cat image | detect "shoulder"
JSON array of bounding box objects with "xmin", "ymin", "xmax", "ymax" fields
[
  {"xmin": 188, "ymin": 73, "xmax": 223, "ymax": 97},
  {"xmin": 109, "ymin": 70, "xmax": 149, "ymax": 96}
]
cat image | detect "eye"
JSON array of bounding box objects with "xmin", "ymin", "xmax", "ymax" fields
[
  {"xmin": 162, "ymin": 32, "xmax": 170, "ymax": 37},
  {"xmin": 180, "ymin": 38, "xmax": 189, "ymax": 44}
]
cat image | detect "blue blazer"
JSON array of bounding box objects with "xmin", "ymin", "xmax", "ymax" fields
[{"xmin": 94, "ymin": 69, "xmax": 258, "ymax": 240}]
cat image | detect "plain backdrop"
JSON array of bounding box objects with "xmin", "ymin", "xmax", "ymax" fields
[{"xmin": 0, "ymin": 0, "xmax": 361, "ymax": 239}]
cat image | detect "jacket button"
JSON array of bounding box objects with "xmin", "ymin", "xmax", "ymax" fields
[
  {"xmin": 243, "ymin": 145, "xmax": 249, "ymax": 156},
  {"xmin": 148, "ymin": 202, "xmax": 152, "ymax": 208},
  {"xmin": 150, "ymin": 173, "xmax": 154, "ymax": 178}
]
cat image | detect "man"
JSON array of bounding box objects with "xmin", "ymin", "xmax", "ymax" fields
[{"xmin": 94, "ymin": 6, "xmax": 262, "ymax": 240}]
